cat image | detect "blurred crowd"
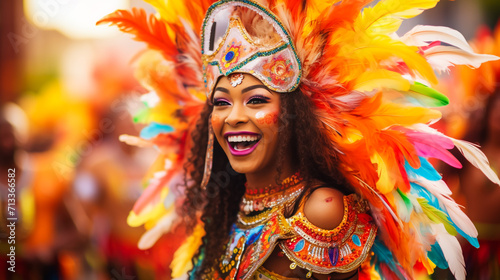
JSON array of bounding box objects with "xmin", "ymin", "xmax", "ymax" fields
[{"xmin": 0, "ymin": 0, "xmax": 499, "ymax": 280}]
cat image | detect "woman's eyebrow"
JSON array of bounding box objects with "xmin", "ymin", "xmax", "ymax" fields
[
  {"xmin": 214, "ymin": 87, "xmax": 230, "ymax": 93},
  {"xmin": 241, "ymin": 85, "xmax": 270, "ymax": 94}
]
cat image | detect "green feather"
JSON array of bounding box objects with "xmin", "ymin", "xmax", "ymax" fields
[
  {"xmin": 397, "ymin": 188, "xmax": 412, "ymax": 212},
  {"xmin": 408, "ymin": 82, "xmax": 449, "ymax": 107},
  {"xmin": 417, "ymin": 198, "xmax": 457, "ymax": 235},
  {"xmin": 133, "ymin": 107, "xmax": 151, "ymax": 123}
]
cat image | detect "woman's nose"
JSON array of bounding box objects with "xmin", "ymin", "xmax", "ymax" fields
[{"xmin": 225, "ymin": 105, "xmax": 248, "ymax": 127}]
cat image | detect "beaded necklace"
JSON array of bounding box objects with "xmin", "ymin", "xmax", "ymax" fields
[{"xmin": 239, "ymin": 172, "xmax": 304, "ymax": 215}]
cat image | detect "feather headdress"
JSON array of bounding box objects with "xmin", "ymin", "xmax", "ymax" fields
[{"xmin": 98, "ymin": 0, "xmax": 499, "ymax": 279}]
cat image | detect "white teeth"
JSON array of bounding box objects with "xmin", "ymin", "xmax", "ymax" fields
[{"xmin": 227, "ymin": 135, "xmax": 259, "ymax": 143}]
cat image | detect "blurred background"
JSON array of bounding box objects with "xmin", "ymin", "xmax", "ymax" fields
[{"xmin": 0, "ymin": 0, "xmax": 499, "ymax": 279}]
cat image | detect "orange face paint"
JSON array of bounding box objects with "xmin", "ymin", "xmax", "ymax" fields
[
  {"xmin": 211, "ymin": 113, "xmax": 222, "ymax": 128},
  {"xmin": 256, "ymin": 112, "xmax": 278, "ymax": 125}
]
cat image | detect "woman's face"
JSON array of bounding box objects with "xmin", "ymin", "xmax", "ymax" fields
[{"xmin": 211, "ymin": 74, "xmax": 281, "ymax": 175}]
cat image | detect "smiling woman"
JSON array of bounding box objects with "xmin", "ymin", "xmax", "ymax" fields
[
  {"xmin": 98, "ymin": 0, "xmax": 500, "ymax": 279},
  {"xmin": 187, "ymin": 70, "xmax": 361, "ymax": 280},
  {"xmin": 212, "ymin": 74, "xmax": 283, "ymax": 178}
]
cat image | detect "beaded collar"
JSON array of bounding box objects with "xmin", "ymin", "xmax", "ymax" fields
[{"xmin": 239, "ymin": 172, "xmax": 304, "ymax": 216}]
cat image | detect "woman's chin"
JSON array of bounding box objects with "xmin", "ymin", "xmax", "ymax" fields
[{"xmin": 228, "ymin": 163, "xmax": 253, "ymax": 175}]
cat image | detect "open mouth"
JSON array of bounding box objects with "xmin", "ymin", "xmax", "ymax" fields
[{"xmin": 225, "ymin": 134, "xmax": 262, "ymax": 155}]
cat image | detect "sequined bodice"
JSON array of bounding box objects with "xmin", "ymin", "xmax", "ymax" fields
[{"xmin": 210, "ymin": 193, "xmax": 377, "ymax": 280}]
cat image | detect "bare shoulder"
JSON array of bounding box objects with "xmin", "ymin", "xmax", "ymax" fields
[{"xmin": 303, "ymin": 187, "xmax": 345, "ymax": 230}]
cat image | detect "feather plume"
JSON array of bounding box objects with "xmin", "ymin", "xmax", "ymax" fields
[
  {"xmin": 423, "ymin": 45, "xmax": 499, "ymax": 73},
  {"xmin": 171, "ymin": 223, "xmax": 205, "ymax": 278},
  {"xmin": 404, "ymin": 157, "xmax": 441, "ymax": 181},
  {"xmin": 451, "ymin": 139, "xmax": 500, "ymax": 186},
  {"xmin": 354, "ymin": 69, "xmax": 411, "ymax": 92},
  {"xmin": 411, "ymin": 179, "xmax": 479, "ymax": 247},
  {"xmin": 119, "ymin": 134, "xmax": 153, "ymax": 147},
  {"xmin": 408, "ymin": 82, "xmax": 449, "ymax": 107},
  {"xmin": 138, "ymin": 209, "xmax": 179, "ymax": 250},
  {"xmin": 400, "ymin": 25, "xmax": 474, "ymax": 52},
  {"xmin": 431, "ymin": 224, "xmax": 466, "ymax": 280},
  {"xmin": 402, "ymin": 129, "xmax": 462, "ymax": 168},
  {"xmin": 409, "ymin": 124, "xmax": 500, "ymax": 185},
  {"xmin": 350, "ymin": 93, "xmax": 442, "ymax": 130},
  {"xmin": 418, "ymin": 198, "xmax": 457, "ymax": 235},
  {"xmin": 97, "ymin": 8, "xmax": 178, "ymax": 58},
  {"xmin": 356, "ymin": 0, "xmax": 439, "ymax": 35}
]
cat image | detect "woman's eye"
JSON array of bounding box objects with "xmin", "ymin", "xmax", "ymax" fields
[
  {"xmin": 213, "ymin": 99, "xmax": 231, "ymax": 106},
  {"xmin": 247, "ymin": 96, "xmax": 270, "ymax": 105}
]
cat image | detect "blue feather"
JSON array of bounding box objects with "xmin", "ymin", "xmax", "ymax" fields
[
  {"xmin": 140, "ymin": 122, "xmax": 174, "ymax": 139},
  {"xmin": 456, "ymin": 226, "xmax": 479, "ymax": 248},
  {"xmin": 405, "ymin": 157, "xmax": 442, "ymax": 181},
  {"xmin": 428, "ymin": 243, "xmax": 449, "ymax": 269},
  {"xmin": 411, "ymin": 183, "xmax": 479, "ymax": 248},
  {"xmin": 371, "ymin": 237, "xmax": 406, "ymax": 279}
]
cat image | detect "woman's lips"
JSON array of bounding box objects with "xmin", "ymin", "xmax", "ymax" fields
[{"xmin": 224, "ymin": 131, "xmax": 261, "ymax": 156}]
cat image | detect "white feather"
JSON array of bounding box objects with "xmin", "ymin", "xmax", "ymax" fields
[
  {"xmin": 393, "ymin": 189, "xmax": 411, "ymax": 222},
  {"xmin": 400, "ymin": 25, "xmax": 473, "ymax": 52},
  {"xmin": 431, "ymin": 224, "xmax": 466, "ymax": 280},
  {"xmin": 119, "ymin": 134, "xmax": 153, "ymax": 147},
  {"xmin": 414, "ymin": 177, "xmax": 477, "ymax": 238},
  {"xmin": 334, "ymin": 90, "xmax": 375, "ymax": 109},
  {"xmin": 409, "ymin": 124, "xmax": 500, "ymax": 187},
  {"xmin": 423, "ymin": 45, "xmax": 499, "ymax": 73},
  {"xmin": 138, "ymin": 211, "xmax": 178, "ymax": 249},
  {"xmin": 452, "ymin": 139, "xmax": 500, "ymax": 186}
]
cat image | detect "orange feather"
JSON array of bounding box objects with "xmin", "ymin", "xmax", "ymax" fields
[{"xmin": 97, "ymin": 8, "xmax": 178, "ymax": 59}]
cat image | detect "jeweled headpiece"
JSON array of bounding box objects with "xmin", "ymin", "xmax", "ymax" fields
[
  {"xmin": 98, "ymin": 0, "xmax": 500, "ymax": 279},
  {"xmin": 201, "ymin": 0, "xmax": 302, "ymax": 96}
]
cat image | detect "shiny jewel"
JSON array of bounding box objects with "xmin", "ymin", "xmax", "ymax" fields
[
  {"xmin": 352, "ymin": 234, "xmax": 361, "ymax": 247},
  {"xmin": 225, "ymin": 50, "xmax": 235, "ymax": 62},
  {"xmin": 328, "ymin": 247, "xmax": 339, "ymax": 266},
  {"xmin": 306, "ymin": 271, "xmax": 312, "ymax": 278},
  {"xmin": 293, "ymin": 239, "xmax": 305, "ymax": 252}
]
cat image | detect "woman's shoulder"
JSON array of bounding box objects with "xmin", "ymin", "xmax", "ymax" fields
[
  {"xmin": 303, "ymin": 187, "xmax": 345, "ymax": 230},
  {"xmin": 279, "ymin": 185, "xmax": 377, "ymax": 275}
]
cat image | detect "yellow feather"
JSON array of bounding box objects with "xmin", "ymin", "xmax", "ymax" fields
[
  {"xmin": 171, "ymin": 223, "xmax": 205, "ymax": 278},
  {"xmin": 421, "ymin": 253, "xmax": 437, "ymax": 275},
  {"xmin": 306, "ymin": 0, "xmax": 343, "ymax": 20},
  {"xmin": 371, "ymin": 152, "xmax": 395, "ymax": 194},
  {"xmin": 356, "ymin": 0, "xmax": 439, "ymax": 34},
  {"xmin": 144, "ymin": 0, "xmax": 171, "ymax": 21},
  {"xmin": 127, "ymin": 188, "xmax": 171, "ymax": 227},
  {"xmin": 371, "ymin": 102, "xmax": 441, "ymax": 130},
  {"xmin": 354, "ymin": 69, "xmax": 411, "ymax": 92},
  {"xmin": 333, "ymin": 34, "xmax": 437, "ymax": 84}
]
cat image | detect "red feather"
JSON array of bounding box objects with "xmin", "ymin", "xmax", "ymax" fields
[{"xmin": 97, "ymin": 8, "xmax": 178, "ymax": 58}]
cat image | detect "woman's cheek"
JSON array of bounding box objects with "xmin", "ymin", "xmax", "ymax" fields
[
  {"xmin": 211, "ymin": 113, "xmax": 222, "ymax": 130},
  {"xmin": 255, "ymin": 111, "xmax": 279, "ymax": 126}
]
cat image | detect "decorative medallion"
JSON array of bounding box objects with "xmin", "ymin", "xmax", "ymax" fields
[
  {"xmin": 229, "ymin": 73, "xmax": 244, "ymax": 87},
  {"xmin": 262, "ymin": 55, "xmax": 294, "ymax": 86},
  {"xmin": 221, "ymin": 40, "xmax": 243, "ymax": 69}
]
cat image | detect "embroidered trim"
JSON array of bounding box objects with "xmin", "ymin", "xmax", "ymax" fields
[
  {"xmin": 280, "ymin": 194, "xmax": 377, "ymax": 274},
  {"xmin": 241, "ymin": 172, "xmax": 304, "ymax": 214}
]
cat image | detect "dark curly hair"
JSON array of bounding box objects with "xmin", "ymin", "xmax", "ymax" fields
[{"xmin": 182, "ymin": 89, "xmax": 352, "ymax": 278}]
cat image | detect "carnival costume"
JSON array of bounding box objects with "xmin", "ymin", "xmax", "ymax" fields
[{"xmin": 98, "ymin": 0, "xmax": 500, "ymax": 279}]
